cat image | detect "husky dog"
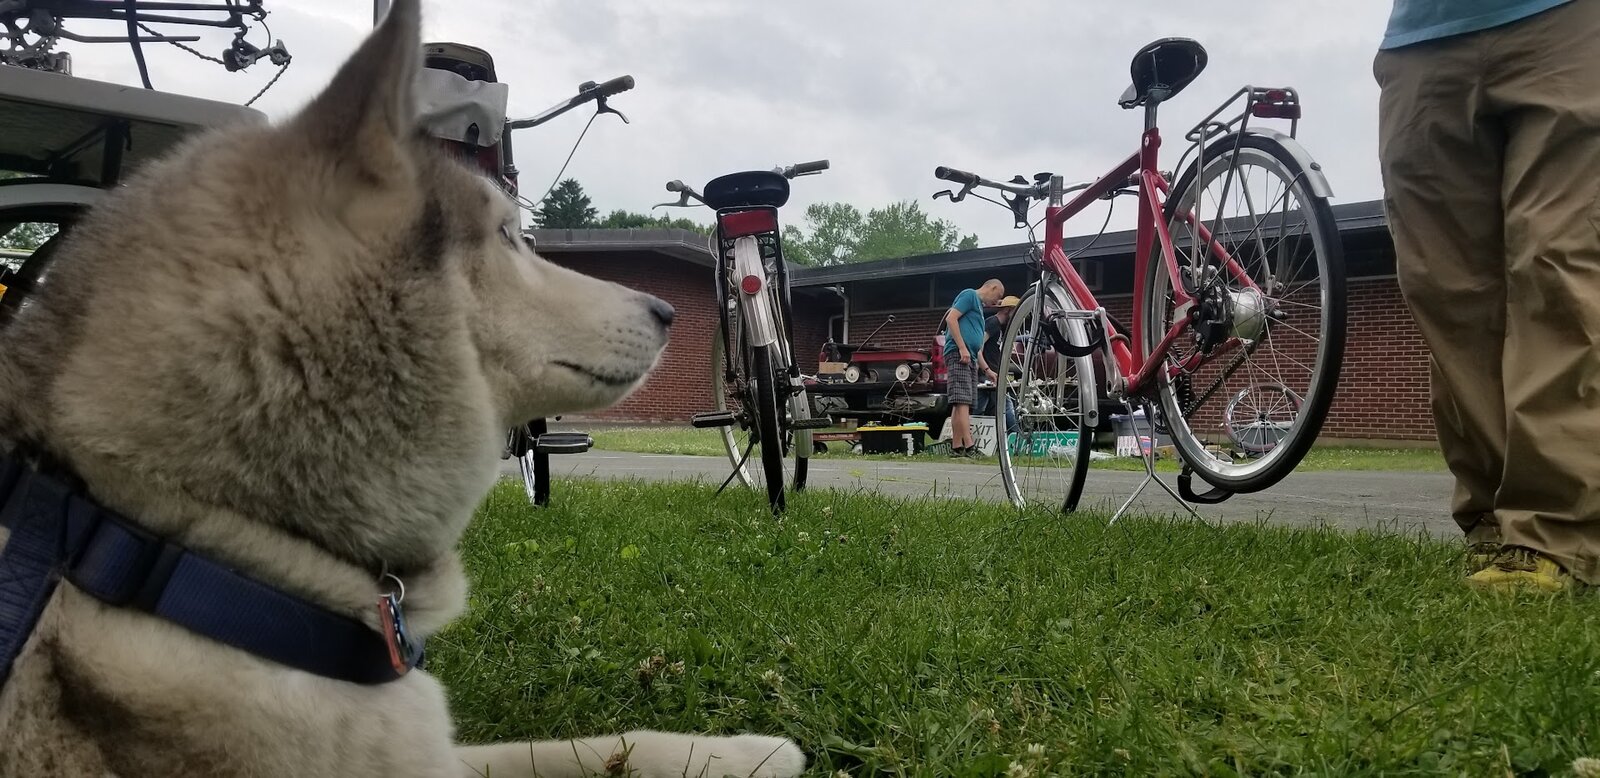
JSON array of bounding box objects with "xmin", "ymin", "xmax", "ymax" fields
[{"xmin": 0, "ymin": 1, "xmax": 805, "ymax": 775}]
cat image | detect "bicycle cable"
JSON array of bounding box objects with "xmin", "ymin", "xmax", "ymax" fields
[
  {"xmin": 130, "ymin": 15, "xmax": 289, "ymax": 104},
  {"xmin": 714, "ymin": 438, "xmax": 758, "ymax": 496},
  {"xmin": 519, "ymin": 110, "xmax": 600, "ymax": 217}
]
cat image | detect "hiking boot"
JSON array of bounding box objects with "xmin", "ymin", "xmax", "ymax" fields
[
  {"xmin": 1465, "ymin": 541, "xmax": 1500, "ymax": 573},
  {"xmin": 1466, "ymin": 546, "xmax": 1577, "ymax": 593},
  {"xmin": 948, "ymin": 446, "xmax": 968, "ymax": 458}
]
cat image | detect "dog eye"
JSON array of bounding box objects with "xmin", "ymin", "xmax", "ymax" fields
[{"xmin": 498, "ymin": 224, "xmax": 520, "ymax": 247}]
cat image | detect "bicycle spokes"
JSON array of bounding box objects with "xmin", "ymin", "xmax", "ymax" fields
[{"xmin": 1147, "ymin": 135, "xmax": 1344, "ymax": 488}]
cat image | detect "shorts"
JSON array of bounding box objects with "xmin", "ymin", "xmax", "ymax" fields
[{"xmin": 946, "ymin": 359, "xmax": 978, "ymax": 406}]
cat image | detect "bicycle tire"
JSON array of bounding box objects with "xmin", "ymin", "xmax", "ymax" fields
[
  {"xmin": 751, "ymin": 345, "xmax": 786, "ymax": 511},
  {"xmin": 767, "ymin": 280, "xmax": 811, "ymax": 494},
  {"xmin": 995, "ymin": 281, "xmax": 1096, "ymax": 513},
  {"xmin": 711, "ymin": 321, "xmax": 753, "ymax": 486},
  {"xmin": 1144, "ymin": 132, "xmax": 1346, "ymax": 493},
  {"xmin": 790, "ymin": 387, "xmax": 811, "ymax": 492}
]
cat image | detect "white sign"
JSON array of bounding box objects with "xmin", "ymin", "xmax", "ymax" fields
[{"xmin": 971, "ymin": 417, "xmax": 998, "ymax": 456}]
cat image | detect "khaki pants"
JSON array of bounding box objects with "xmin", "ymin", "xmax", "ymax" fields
[{"xmin": 1376, "ymin": 0, "xmax": 1600, "ymax": 584}]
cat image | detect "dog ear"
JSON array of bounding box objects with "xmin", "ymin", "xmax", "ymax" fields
[{"xmin": 287, "ymin": 0, "xmax": 422, "ymax": 183}]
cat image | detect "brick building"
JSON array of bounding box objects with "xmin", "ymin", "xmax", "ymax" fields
[
  {"xmin": 535, "ymin": 200, "xmax": 1438, "ymax": 444},
  {"xmin": 529, "ymin": 228, "xmax": 720, "ymax": 422}
]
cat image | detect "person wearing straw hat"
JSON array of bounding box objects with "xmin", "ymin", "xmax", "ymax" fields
[{"xmin": 975, "ymin": 295, "xmax": 1022, "ymax": 438}]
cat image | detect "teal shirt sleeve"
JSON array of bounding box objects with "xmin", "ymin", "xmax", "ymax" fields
[{"xmin": 954, "ymin": 289, "xmax": 981, "ymax": 318}]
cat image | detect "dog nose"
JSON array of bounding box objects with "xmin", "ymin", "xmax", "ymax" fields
[{"xmin": 647, "ymin": 296, "xmax": 675, "ymax": 328}]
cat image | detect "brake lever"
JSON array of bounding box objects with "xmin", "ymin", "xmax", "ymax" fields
[
  {"xmin": 595, "ymin": 96, "xmax": 630, "ymax": 124},
  {"xmin": 933, "ymin": 181, "xmax": 977, "ymax": 203}
]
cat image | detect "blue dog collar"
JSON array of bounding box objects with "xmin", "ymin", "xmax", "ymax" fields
[{"xmin": 0, "ymin": 453, "xmax": 424, "ymax": 688}]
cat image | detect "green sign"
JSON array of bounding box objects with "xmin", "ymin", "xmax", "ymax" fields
[{"xmin": 1007, "ymin": 431, "xmax": 1081, "ymax": 458}]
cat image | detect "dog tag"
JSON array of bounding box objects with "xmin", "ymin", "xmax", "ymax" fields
[{"xmin": 377, "ymin": 592, "xmax": 417, "ymax": 676}]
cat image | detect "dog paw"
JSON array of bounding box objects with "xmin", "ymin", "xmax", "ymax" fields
[{"xmin": 617, "ymin": 731, "xmax": 806, "ymax": 778}]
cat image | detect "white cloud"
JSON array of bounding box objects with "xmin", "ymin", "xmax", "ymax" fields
[{"xmin": 48, "ymin": 0, "xmax": 1392, "ymax": 245}]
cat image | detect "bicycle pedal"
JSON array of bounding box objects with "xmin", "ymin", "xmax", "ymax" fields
[
  {"xmin": 791, "ymin": 417, "xmax": 833, "ymax": 430},
  {"xmin": 692, "ymin": 411, "xmax": 737, "ymax": 428},
  {"xmin": 535, "ymin": 432, "xmax": 593, "ymax": 455}
]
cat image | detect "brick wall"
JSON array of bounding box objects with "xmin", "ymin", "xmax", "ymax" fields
[
  {"xmin": 788, "ymin": 278, "xmax": 1436, "ymax": 443},
  {"xmin": 543, "ymin": 252, "xmax": 716, "ymax": 422},
  {"xmin": 1322, "ymin": 278, "xmax": 1433, "ymax": 440},
  {"xmin": 1102, "ymin": 279, "xmax": 1434, "ymax": 442},
  {"xmin": 551, "ymin": 250, "xmax": 1438, "ymax": 443}
]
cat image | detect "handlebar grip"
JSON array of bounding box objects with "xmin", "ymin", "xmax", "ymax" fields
[
  {"xmin": 934, "ymin": 166, "xmax": 979, "ymax": 186},
  {"xmin": 592, "ymin": 75, "xmax": 635, "ymax": 97},
  {"xmin": 790, "ymin": 159, "xmax": 829, "ymax": 176}
]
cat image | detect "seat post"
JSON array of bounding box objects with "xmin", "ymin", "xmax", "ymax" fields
[{"xmin": 1143, "ymin": 87, "xmax": 1170, "ymax": 132}]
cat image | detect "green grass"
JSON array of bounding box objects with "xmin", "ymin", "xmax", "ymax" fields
[
  {"xmin": 430, "ymin": 479, "xmax": 1596, "ymax": 776},
  {"xmin": 586, "ymin": 426, "xmax": 1448, "ymax": 473}
]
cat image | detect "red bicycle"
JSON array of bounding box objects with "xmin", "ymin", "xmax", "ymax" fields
[{"xmin": 935, "ymin": 38, "xmax": 1345, "ymax": 513}]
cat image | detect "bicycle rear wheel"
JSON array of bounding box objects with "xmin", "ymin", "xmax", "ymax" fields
[
  {"xmin": 995, "ymin": 282, "xmax": 1097, "ymax": 512},
  {"xmin": 1143, "ymin": 132, "xmax": 1346, "ymax": 493},
  {"xmin": 750, "ymin": 345, "xmax": 786, "ymax": 509},
  {"xmin": 711, "ymin": 320, "xmax": 801, "ymax": 511}
]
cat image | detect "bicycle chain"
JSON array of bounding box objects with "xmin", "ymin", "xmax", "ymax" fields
[
  {"xmin": 136, "ymin": 21, "xmax": 226, "ymax": 65},
  {"xmin": 135, "ymin": 21, "xmax": 287, "ymax": 106},
  {"xmin": 1181, "ymin": 341, "xmax": 1256, "ymax": 418},
  {"xmin": 244, "ymin": 61, "xmax": 288, "ymax": 106}
]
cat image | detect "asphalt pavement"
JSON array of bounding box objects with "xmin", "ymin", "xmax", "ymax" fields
[{"xmin": 505, "ymin": 450, "xmax": 1457, "ymax": 537}]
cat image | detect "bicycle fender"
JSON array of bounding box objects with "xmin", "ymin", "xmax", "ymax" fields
[
  {"xmin": 732, "ymin": 236, "xmax": 779, "ymax": 348},
  {"xmin": 1178, "ymin": 466, "xmax": 1235, "ymax": 504},
  {"xmin": 1237, "ymin": 127, "xmax": 1334, "ymax": 200}
]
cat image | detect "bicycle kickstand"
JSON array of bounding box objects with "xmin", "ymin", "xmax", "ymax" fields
[{"xmin": 1107, "ymin": 400, "xmax": 1208, "ymax": 525}]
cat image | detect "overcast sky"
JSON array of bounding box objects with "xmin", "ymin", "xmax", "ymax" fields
[{"xmin": 57, "ymin": 1, "xmax": 1395, "ymax": 246}]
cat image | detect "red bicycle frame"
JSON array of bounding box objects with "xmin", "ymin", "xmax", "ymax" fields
[{"xmin": 1038, "ymin": 125, "xmax": 1260, "ymax": 396}]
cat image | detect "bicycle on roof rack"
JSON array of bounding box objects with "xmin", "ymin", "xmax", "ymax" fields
[
  {"xmin": 2, "ymin": 0, "xmax": 276, "ymax": 340},
  {"xmin": 414, "ymin": 39, "xmax": 635, "ymax": 509},
  {"xmin": 934, "ymin": 37, "xmax": 1346, "ymax": 515},
  {"xmin": 2, "ymin": 0, "xmax": 291, "ymax": 102},
  {"xmin": 656, "ymin": 161, "xmax": 835, "ymax": 513}
]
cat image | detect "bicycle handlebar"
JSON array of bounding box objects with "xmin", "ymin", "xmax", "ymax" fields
[
  {"xmin": 780, "ymin": 159, "xmax": 830, "ymax": 179},
  {"xmin": 933, "ymin": 166, "xmax": 979, "ymax": 186},
  {"xmin": 508, "ymin": 74, "xmax": 636, "ymax": 130},
  {"xmin": 935, "ymin": 165, "xmax": 1114, "ymax": 203},
  {"xmin": 935, "ymin": 165, "xmax": 1042, "ymax": 197},
  {"xmin": 656, "ymin": 159, "xmax": 827, "ymax": 209},
  {"xmin": 585, "ymin": 75, "xmax": 635, "ymax": 98}
]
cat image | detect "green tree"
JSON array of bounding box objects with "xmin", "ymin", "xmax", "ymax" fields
[
  {"xmin": 0, "ymin": 172, "xmax": 58, "ymax": 252},
  {"xmin": 596, "ymin": 209, "xmax": 711, "ymax": 235},
  {"xmin": 782, "ymin": 200, "xmax": 978, "ymax": 266},
  {"xmin": 532, "ymin": 178, "xmax": 598, "ymax": 228},
  {"xmin": 0, "ymin": 222, "xmax": 56, "ymax": 252}
]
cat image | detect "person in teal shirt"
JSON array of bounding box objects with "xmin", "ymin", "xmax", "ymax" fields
[
  {"xmin": 1376, "ymin": 0, "xmax": 1597, "ymax": 593},
  {"xmin": 1379, "ymin": 0, "xmax": 1573, "ymax": 48},
  {"xmin": 942, "ymin": 279, "xmax": 1004, "ymax": 456}
]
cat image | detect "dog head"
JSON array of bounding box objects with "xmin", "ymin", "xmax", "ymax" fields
[{"xmin": 0, "ymin": 0, "xmax": 670, "ymax": 571}]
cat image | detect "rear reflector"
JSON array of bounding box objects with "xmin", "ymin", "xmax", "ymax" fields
[
  {"xmin": 719, "ymin": 209, "xmax": 778, "ymax": 239},
  {"xmin": 740, "ymin": 275, "xmax": 763, "ymax": 295},
  {"xmin": 1251, "ymin": 103, "xmax": 1301, "ymax": 120}
]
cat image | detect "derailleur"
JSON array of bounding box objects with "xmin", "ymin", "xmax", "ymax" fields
[{"xmin": 222, "ymin": 31, "xmax": 291, "ymax": 72}]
